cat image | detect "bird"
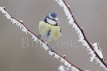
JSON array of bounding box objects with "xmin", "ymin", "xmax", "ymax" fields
[{"xmin": 39, "ymin": 13, "xmax": 61, "ymax": 50}]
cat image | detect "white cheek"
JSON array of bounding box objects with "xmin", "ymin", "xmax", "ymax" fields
[{"xmin": 47, "ymin": 18, "xmax": 56, "ymax": 25}]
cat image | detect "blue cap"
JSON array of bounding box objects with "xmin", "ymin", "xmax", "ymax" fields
[{"xmin": 50, "ymin": 13, "xmax": 58, "ymax": 18}]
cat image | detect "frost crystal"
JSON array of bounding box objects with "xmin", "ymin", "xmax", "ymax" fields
[
  {"xmin": 71, "ymin": 66, "xmax": 79, "ymax": 71},
  {"xmin": 89, "ymin": 51, "xmax": 96, "ymax": 62},
  {"xmin": 54, "ymin": 53, "xmax": 60, "ymax": 59},
  {"xmin": 60, "ymin": 58, "xmax": 65, "ymax": 63},
  {"xmin": 58, "ymin": 65, "xmax": 89, "ymax": 71},
  {"xmin": 92, "ymin": 43, "xmax": 103, "ymax": 59},
  {"xmin": 58, "ymin": 65, "xmax": 81, "ymax": 71},
  {"xmin": 49, "ymin": 51, "xmax": 54, "ymax": 56},
  {"xmin": 95, "ymin": 57, "xmax": 107, "ymax": 70},
  {"xmin": 40, "ymin": 41, "xmax": 49, "ymax": 50},
  {"xmin": 0, "ymin": 7, "xmax": 11, "ymax": 19},
  {"xmin": 58, "ymin": 65, "xmax": 65, "ymax": 71},
  {"xmin": 60, "ymin": 58, "xmax": 71, "ymax": 67}
]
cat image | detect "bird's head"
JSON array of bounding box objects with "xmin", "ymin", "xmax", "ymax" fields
[{"xmin": 44, "ymin": 13, "xmax": 59, "ymax": 26}]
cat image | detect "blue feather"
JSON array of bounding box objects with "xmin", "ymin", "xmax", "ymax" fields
[
  {"xmin": 44, "ymin": 15, "xmax": 48, "ymax": 23},
  {"xmin": 50, "ymin": 13, "xmax": 58, "ymax": 18}
]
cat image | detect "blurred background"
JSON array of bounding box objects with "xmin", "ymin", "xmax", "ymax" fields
[{"xmin": 0, "ymin": 0, "xmax": 107, "ymax": 71}]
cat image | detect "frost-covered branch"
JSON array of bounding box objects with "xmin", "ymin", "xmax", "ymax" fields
[
  {"xmin": 58, "ymin": 65, "xmax": 77, "ymax": 71},
  {"xmin": 54, "ymin": 0, "xmax": 107, "ymax": 70},
  {"xmin": 58, "ymin": 65, "xmax": 89, "ymax": 71},
  {"xmin": 58, "ymin": 65, "xmax": 70, "ymax": 71},
  {"xmin": 0, "ymin": 5, "xmax": 85, "ymax": 71}
]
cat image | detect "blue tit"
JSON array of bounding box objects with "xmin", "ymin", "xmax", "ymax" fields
[{"xmin": 39, "ymin": 13, "xmax": 61, "ymax": 49}]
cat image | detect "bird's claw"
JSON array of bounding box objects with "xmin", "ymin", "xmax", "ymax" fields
[
  {"xmin": 37, "ymin": 35, "xmax": 41, "ymax": 38},
  {"xmin": 48, "ymin": 45, "xmax": 53, "ymax": 51}
]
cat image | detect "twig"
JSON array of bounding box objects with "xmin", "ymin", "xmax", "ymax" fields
[
  {"xmin": 54, "ymin": 0, "xmax": 107, "ymax": 70},
  {"xmin": 0, "ymin": 5, "xmax": 85, "ymax": 71}
]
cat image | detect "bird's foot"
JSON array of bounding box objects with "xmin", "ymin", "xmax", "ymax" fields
[
  {"xmin": 48, "ymin": 45, "xmax": 53, "ymax": 51},
  {"xmin": 37, "ymin": 35, "xmax": 41, "ymax": 38}
]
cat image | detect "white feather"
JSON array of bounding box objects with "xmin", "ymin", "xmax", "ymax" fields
[{"xmin": 47, "ymin": 17, "xmax": 56, "ymax": 25}]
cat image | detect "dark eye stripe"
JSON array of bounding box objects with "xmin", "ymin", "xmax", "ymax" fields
[
  {"xmin": 47, "ymin": 16, "xmax": 59, "ymax": 26},
  {"xmin": 48, "ymin": 16, "xmax": 57, "ymax": 22}
]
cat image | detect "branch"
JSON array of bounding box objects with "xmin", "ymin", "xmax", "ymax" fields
[
  {"xmin": 0, "ymin": 5, "xmax": 86, "ymax": 71},
  {"xmin": 58, "ymin": 65, "xmax": 89, "ymax": 71},
  {"xmin": 54, "ymin": 0, "xmax": 107, "ymax": 70}
]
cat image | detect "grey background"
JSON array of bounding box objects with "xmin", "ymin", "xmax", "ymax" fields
[{"xmin": 0, "ymin": 0, "xmax": 107, "ymax": 71}]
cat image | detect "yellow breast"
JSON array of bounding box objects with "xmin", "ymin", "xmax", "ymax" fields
[{"xmin": 39, "ymin": 21, "xmax": 61, "ymax": 41}]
